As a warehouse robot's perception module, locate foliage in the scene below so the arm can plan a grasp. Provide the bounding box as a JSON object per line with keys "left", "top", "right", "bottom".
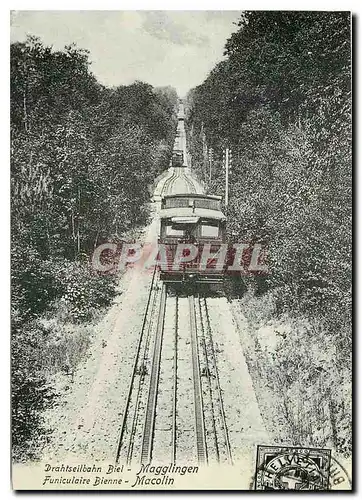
{"left": 186, "top": 12, "right": 351, "bottom": 455}
{"left": 12, "top": 319, "right": 57, "bottom": 459}
{"left": 50, "top": 260, "right": 118, "bottom": 323}
{"left": 11, "top": 35, "right": 178, "bottom": 460}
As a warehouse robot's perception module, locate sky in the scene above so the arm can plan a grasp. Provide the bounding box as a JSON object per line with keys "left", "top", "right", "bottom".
{"left": 10, "top": 10, "right": 242, "bottom": 97}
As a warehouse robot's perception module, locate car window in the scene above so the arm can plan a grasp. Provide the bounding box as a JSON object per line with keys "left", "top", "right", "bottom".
{"left": 201, "top": 225, "right": 219, "bottom": 238}
{"left": 166, "top": 225, "right": 185, "bottom": 237}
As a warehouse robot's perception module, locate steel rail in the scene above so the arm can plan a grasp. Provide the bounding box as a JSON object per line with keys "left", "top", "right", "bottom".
{"left": 183, "top": 170, "right": 197, "bottom": 193}
{"left": 140, "top": 283, "right": 167, "bottom": 464}
{"left": 125, "top": 282, "right": 160, "bottom": 464}
{"left": 161, "top": 167, "right": 179, "bottom": 196}
{"left": 115, "top": 266, "right": 158, "bottom": 463}
{"left": 188, "top": 295, "right": 208, "bottom": 465}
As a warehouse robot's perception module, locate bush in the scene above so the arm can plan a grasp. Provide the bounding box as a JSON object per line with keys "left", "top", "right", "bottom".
{"left": 49, "top": 259, "right": 118, "bottom": 323}
{"left": 11, "top": 257, "right": 118, "bottom": 460}
{"left": 12, "top": 320, "right": 57, "bottom": 461}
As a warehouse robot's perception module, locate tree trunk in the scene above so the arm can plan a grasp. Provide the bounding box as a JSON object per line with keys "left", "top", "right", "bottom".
{"left": 71, "top": 208, "right": 76, "bottom": 258}
{"left": 93, "top": 229, "right": 100, "bottom": 250}
{"left": 328, "top": 395, "right": 339, "bottom": 449}
{"left": 77, "top": 186, "right": 81, "bottom": 255}
{"left": 23, "top": 91, "right": 29, "bottom": 133}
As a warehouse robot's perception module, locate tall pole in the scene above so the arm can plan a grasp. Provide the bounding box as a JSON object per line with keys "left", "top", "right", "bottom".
{"left": 209, "top": 148, "right": 212, "bottom": 182}
{"left": 225, "top": 147, "right": 229, "bottom": 207}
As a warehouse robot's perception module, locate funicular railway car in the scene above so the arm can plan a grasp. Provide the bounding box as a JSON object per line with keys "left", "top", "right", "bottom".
{"left": 171, "top": 150, "right": 184, "bottom": 167}
{"left": 172, "top": 133, "right": 185, "bottom": 167}
{"left": 159, "top": 193, "right": 227, "bottom": 283}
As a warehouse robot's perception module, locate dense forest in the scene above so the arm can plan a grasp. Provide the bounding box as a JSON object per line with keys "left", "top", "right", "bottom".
{"left": 11, "top": 36, "right": 178, "bottom": 459}
{"left": 186, "top": 11, "right": 351, "bottom": 455}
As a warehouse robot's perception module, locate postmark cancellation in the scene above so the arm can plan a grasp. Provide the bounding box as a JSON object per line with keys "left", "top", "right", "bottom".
{"left": 253, "top": 445, "right": 331, "bottom": 491}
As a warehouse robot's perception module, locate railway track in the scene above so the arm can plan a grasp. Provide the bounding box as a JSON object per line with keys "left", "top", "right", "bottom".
{"left": 183, "top": 170, "right": 197, "bottom": 193}
{"left": 115, "top": 100, "right": 230, "bottom": 465}
{"left": 115, "top": 267, "right": 162, "bottom": 463}
{"left": 124, "top": 278, "right": 160, "bottom": 464}
{"left": 188, "top": 295, "right": 208, "bottom": 464}
{"left": 161, "top": 168, "right": 178, "bottom": 196}
{"left": 115, "top": 280, "right": 231, "bottom": 465}
{"left": 140, "top": 283, "right": 167, "bottom": 463}
{"left": 197, "top": 296, "right": 233, "bottom": 465}
{"left": 161, "top": 167, "right": 180, "bottom": 195}
{"left": 161, "top": 167, "right": 196, "bottom": 196}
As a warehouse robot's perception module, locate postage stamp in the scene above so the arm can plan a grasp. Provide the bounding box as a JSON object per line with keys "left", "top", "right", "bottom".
{"left": 253, "top": 446, "right": 331, "bottom": 491}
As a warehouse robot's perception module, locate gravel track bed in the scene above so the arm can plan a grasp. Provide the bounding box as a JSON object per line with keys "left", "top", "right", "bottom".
{"left": 174, "top": 298, "right": 197, "bottom": 462}
{"left": 206, "top": 297, "right": 269, "bottom": 465}
{"left": 41, "top": 215, "right": 161, "bottom": 463}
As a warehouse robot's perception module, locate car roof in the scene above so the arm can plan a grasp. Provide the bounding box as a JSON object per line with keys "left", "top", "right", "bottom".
{"left": 160, "top": 206, "right": 226, "bottom": 221}
{"left": 162, "top": 193, "right": 222, "bottom": 201}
